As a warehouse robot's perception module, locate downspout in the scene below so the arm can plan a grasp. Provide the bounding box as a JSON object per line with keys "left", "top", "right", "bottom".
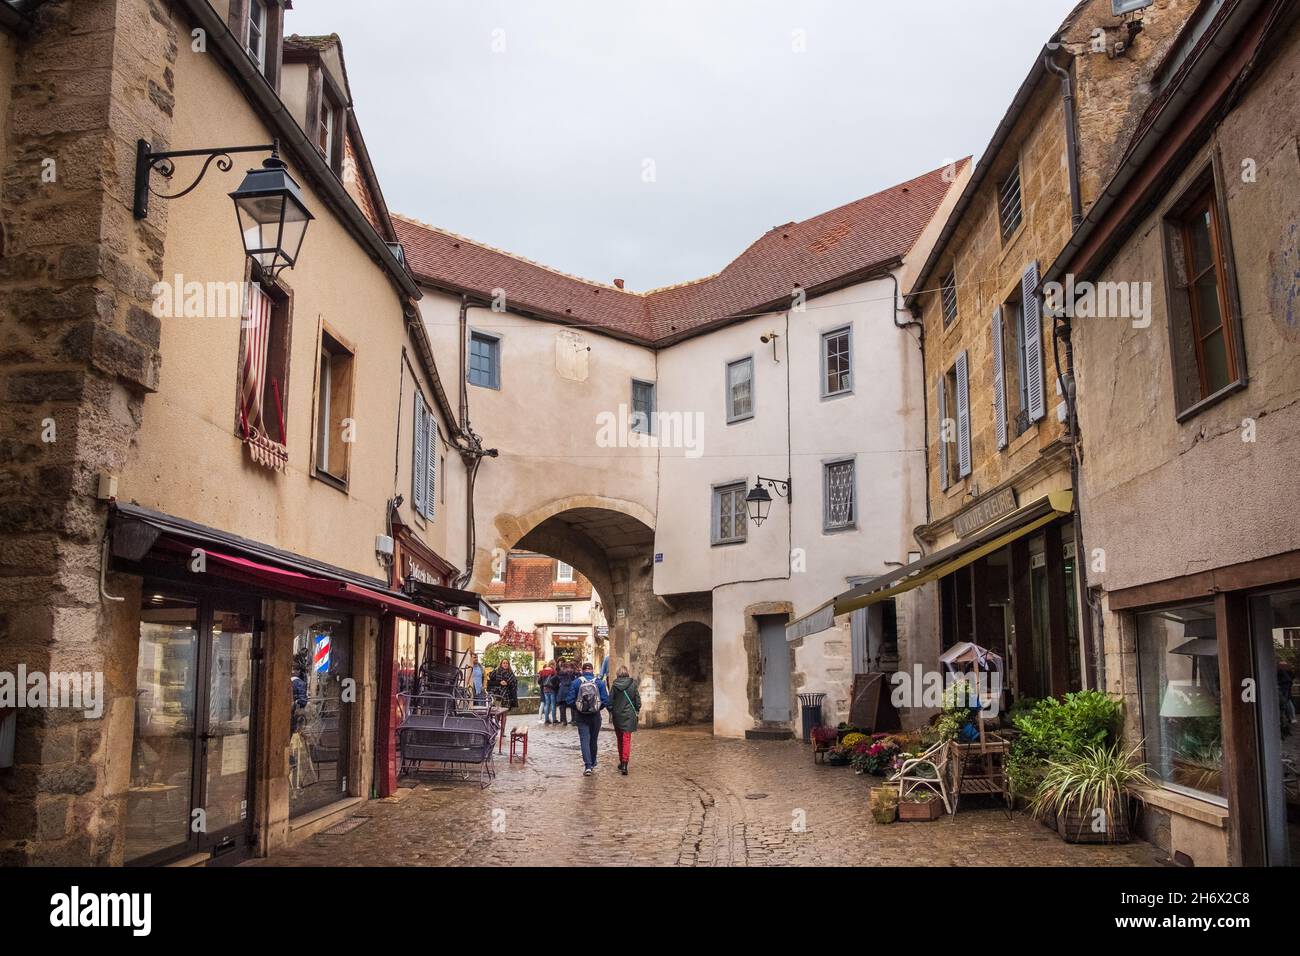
{"left": 453, "top": 298, "right": 498, "bottom": 590}
{"left": 889, "top": 271, "right": 931, "bottom": 551}
{"left": 1045, "top": 50, "right": 1084, "bottom": 231}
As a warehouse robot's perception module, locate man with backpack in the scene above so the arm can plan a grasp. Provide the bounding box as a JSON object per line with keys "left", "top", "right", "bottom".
{"left": 565, "top": 661, "right": 610, "bottom": 775}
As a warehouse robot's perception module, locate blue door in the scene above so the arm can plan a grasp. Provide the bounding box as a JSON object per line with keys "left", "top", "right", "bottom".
{"left": 759, "top": 615, "right": 791, "bottom": 722}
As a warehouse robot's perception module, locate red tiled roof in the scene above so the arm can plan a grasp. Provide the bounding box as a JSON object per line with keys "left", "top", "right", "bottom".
{"left": 485, "top": 554, "right": 592, "bottom": 602}
{"left": 394, "top": 160, "right": 966, "bottom": 346}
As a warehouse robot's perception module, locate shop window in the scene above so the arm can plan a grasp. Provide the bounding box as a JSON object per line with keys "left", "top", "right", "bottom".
{"left": 998, "top": 163, "right": 1023, "bottom": 241}
{"left": 1248, "top": 588, "right": 1300, "bottom": 866}
{"left": 821, "top": 326, "right": 852, "bottom": 397}
{"left": 711, "top": 481, "right": 747, "bottom": 546}
{"left": 1137, "top": 603, "right": 1225, "bottom": 802}
{"left": 631, "top": 379, "right": 656, "bottom": 434}
{"left": 238, "top": 279, "right": 292, "bottom": 462}
{"left": 315, "top": 329, "right": 354, "bottom": 485}
{"left": 468, "top": 331, "right": 500, "bottom": 389}
{"left": 822, "top": 458, "right": 856, "bottom": 532}
{"left": 1163, "top": 172, "right": 1245, "bottom": 416}
{"left": 290, "top": 608, "right": 353, "bottom": 818}
{"left": 726, "top": 356, "right": 754, "bottom": 423}
{"left": 940, "top": 267, "right": 959, "bottom": 327}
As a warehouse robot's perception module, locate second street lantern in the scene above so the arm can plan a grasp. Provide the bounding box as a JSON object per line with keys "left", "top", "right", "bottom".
{"left": 230, "top": 149, "right": 314, "bottom": 277}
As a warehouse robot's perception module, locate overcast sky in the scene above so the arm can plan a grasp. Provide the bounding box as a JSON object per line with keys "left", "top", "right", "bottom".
{"left": 286, "top": 1, "right": 1077, "bottom": 290}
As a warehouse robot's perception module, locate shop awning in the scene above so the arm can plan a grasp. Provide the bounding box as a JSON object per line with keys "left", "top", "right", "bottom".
{"left": 402, "top": 577, "right": 499, "bottom": 626}
{"left": 786, "top": 490, "right": 1073, "bottom": 642}
{"left": 110, "top": 503, "right": 497, "bottom": 636}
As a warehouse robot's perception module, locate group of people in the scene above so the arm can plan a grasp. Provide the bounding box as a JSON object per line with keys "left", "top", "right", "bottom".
{"left": 537, "top": 659, "right": 641, "bottom": 776}
{"left": 465, "top": 653, "right": 642, "bottom": 775}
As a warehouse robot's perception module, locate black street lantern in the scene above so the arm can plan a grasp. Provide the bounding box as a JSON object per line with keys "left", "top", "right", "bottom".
{"left": 745, "top": 475, "right": 791, "bottom": 527}
{"left": 229, "top": 149, "right": 314, "bottom": 277}
{"left": 134, "top": 138, "right": 313, "bottom": 277}
{"left": 745, "top": 482, "right": 773, "bottom": 526}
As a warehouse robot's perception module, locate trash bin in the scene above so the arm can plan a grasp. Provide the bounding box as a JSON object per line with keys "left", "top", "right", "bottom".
{"left": 798, "top": 692, "right": 826, "bottom": 743}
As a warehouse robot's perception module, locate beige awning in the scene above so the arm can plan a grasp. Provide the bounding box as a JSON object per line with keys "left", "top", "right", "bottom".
{"left": 786, "top": 490, "right": 1073, "bottom": 641}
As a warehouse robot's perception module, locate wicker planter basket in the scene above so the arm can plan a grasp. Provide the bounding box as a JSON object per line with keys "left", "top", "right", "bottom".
{"left": 1055, "top": 806, "right": 1132, "bottom": 844}
{"left": 869, "top": 786, "right": 898, "bottom": 824}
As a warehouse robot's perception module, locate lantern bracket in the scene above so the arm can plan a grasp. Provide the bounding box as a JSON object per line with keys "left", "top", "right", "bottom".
{"left": 134, "top": 138, "right": 278, "bottom": 220}
{"left": 754, "top": 475, "right": 792, "bottom": 502}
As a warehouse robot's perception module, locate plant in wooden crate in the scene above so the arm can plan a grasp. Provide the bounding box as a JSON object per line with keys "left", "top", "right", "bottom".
{"left": 1029, "top": 741, "right": 1151, "bottom": 844}
{"left": 898, "top": 790, "right": 944, "bottom": 821}
{"left": 1007, "top": 690, "right": 1123, "bottom": 802}
{"left": 868, "top": 785, "right": 898, "bottom": 824}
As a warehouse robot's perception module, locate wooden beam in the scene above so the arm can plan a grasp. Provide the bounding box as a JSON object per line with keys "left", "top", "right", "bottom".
{"left": 1108, "top": 549, "right": 1300, "bottom": 611}
{"left": 1215, "top": 592, "right": 1266, "bottom": 866}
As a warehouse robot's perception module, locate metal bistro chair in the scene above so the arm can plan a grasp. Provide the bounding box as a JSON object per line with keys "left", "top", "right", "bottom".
{"left": 397, "top": 692, "right": 498, "bottom": 788}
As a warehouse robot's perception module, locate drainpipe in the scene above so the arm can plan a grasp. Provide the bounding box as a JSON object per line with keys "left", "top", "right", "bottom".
{"left": 1045, "top": 50, "right": 1084, "bottom": 231}
{"left": 453, "top": 298, "right": 498, "bottom": 590}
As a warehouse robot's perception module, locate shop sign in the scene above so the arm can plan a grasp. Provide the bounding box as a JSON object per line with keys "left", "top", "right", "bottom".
{"left": 954, "top": 488, "right": 1018, "bottom": 539}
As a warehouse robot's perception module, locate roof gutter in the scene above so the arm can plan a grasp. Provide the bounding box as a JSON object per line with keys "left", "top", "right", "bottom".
{"left": 173, "top": 0, "right": 421, "bottom": 301}
{"left": 1044, "top": 0, "right": 1272, "bottom": 286}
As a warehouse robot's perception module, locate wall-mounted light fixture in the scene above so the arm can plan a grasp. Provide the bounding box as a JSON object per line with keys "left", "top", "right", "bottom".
{"left": 745, "top": 475, "right": 792, "bottom": 527}
{"left": 134, "top": 138, "right": 314, "bottom": 277}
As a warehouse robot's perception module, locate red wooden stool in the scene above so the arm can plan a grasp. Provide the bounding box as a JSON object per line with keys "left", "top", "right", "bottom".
{"left": 509, "top": 728, "right": 529, "bottom": 763}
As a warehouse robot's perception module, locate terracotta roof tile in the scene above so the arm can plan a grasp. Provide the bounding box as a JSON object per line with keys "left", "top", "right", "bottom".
{"left": 394, "top": 160, "right": 966, "bottom": 346}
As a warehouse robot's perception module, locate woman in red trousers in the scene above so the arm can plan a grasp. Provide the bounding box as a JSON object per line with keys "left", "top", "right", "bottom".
{"left": 608, "top": 665, "right": 642, "bottom": 775}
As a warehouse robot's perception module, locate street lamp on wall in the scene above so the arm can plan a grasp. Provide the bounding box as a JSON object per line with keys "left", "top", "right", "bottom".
{"left": 134, "top": 138, "right": 314, "bottom": 277}
{"left": 745, "top": 475, "right": 791, "bottom": 528}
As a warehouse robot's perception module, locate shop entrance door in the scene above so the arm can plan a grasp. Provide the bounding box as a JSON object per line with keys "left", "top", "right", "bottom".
{"left": 127, "top": 593, "right": 260, "bottom": 865}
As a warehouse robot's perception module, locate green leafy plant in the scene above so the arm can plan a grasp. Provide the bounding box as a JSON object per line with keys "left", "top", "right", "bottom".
{"left": 1007, "top": 690, "right": 1123, "bottom": 798}
{"left": 1029, "top": 742, "right": 1151, "bottom": 842}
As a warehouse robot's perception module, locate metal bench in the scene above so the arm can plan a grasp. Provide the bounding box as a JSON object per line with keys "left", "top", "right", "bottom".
{"left": 397, "top": 693, "right": 498, "bottom": 788}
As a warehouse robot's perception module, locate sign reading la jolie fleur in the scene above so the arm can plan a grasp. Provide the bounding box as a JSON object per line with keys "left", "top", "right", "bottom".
{"left": 954, "top": 488, "right": 1018, "bottom": 539}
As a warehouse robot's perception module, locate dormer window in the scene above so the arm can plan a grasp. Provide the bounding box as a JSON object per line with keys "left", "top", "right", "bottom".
{"left": 318, "top": 95, "right": 335, "bottom": 161}
{"left": 247, "top": 0, "right": 267, "bottom": 73}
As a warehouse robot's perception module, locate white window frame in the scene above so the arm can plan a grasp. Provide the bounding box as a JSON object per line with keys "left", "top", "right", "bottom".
{"left": 726, "top": 356, "right": 754, "bottom": 424}
{"left": 711, "top": 480, "right": 748, "bottom": 546}
{"left": 556, "top": 605, "right": 572, "bottom": 624}
{"left": 820, "top": 325, "right": 853, "bottom": 398}
{"left": 247, "top": 0, "right": 267, "bottom": 72}
{"left": 556, "top": 561, "right": 574, "bottom": 583}
{"left": 822, "top": 457, "right": 857, "bottom": 532}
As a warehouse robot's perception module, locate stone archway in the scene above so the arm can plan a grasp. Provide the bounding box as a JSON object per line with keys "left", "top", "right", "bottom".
{"left": 643, "top": 621, "right": 713, "bottom": 728}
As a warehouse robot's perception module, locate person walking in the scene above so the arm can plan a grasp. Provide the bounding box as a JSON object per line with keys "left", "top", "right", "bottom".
{"left": 469, "top": 654, "right": 485, "bottom": 704}
{"left": 488, "top": 657, "right": 518, "bottom": 709}
{"left": 538, "top": 659, "right": 557, "bottom": 725}
{"left": 566, "top": 661, "right": 609, "bottom": 775}
{"left": 555, "top": 661, "right": 576, "bottom": 726}
{"left": 609, "top": 665, "right": 641, "bottom": 775}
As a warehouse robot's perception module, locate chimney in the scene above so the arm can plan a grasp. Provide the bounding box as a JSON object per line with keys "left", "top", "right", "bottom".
{"left": 613, "top": 278, "right": 625, "bottom": 290}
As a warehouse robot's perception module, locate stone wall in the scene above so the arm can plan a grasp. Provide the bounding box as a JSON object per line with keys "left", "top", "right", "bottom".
{"left": 0, "top": 0, "right": 178, "bottom": 866}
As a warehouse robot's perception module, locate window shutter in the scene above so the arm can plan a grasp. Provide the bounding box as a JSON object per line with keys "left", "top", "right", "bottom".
{"left": 424, "top": 416, "right": 438, "bottom": 520}
{"left": 956, "top": 350, "right": 972, "bottom": 479}
{"left": 992, "top": 307, "right": 1008, "bottom": 450}
{"left": 1022, "top": 260, "right": 1046, "bottom": 422}
{"left": 937, "top": 375, "right": 950, "bottom": 491}
{"left": 412, "top": 392, "right": 427, "bottom": 516}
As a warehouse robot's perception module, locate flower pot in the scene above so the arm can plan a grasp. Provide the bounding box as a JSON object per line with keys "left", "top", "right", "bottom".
{"left": 1056, "top": 806, "right": 1132, "bottom": 844}
{"left": 869, "top": 786, "right": 898, "bottom": 824}
{"left": 898, "top": 797, "right": 944, "bottom": 821}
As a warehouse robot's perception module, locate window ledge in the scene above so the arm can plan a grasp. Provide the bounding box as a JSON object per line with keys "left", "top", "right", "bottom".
{"left": 1174, "top": 377, "right": 1248, "bottom": 424}
{"left": 822, "top": 524, "right": 858, "bottom": 536}
{"left": 712, "top": 539, "right": 747, "bottom": 548}
{"left": 943, "top": 476, "right": 968, "bottom": 500}
{"left": 820, "top": 389, "right": 854, "bottom": 402}
{"left": 726, "top": 414, "right": 755, "bottom": 426}
{"left": 1005, "top": 422, "right": 1040, "bottom": 456}
{"left": 313, "top": 468, "right": 349, "bottom": 494}
{"left": 1139, "top": 786, "right": 1229, "bottom": 828}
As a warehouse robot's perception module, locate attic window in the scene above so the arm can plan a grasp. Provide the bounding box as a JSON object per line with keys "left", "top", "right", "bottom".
{"left": 317, "top": 84, "right": 343, "bottom": 173}
{"left": 247, "top": 0, "right": 267, "bottom": 73}
{"left": 998, "top": 164, "right": 1024, "bottom": 241}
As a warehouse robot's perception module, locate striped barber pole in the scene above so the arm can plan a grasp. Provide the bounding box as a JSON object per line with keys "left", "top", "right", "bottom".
{"left": 313, "top": 633, "right": 331, "bottom": 674}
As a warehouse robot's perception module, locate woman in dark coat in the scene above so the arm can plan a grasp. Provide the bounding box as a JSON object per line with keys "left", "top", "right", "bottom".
{"left": 609, "top": 665, "right": 642, "bottom": 775}
{"left": 555, "top": 662, "right": 576, "bottom": 726}
{"left": 487, "top": 658, "right": 518, "bottom": 708}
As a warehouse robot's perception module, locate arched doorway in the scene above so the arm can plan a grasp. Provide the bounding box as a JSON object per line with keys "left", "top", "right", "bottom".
{"left": 647, "top": 622, "right": 713, "bottom": 727}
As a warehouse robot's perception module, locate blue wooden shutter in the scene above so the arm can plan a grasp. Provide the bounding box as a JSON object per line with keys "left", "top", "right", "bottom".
{"left": 1022, "top": 260, "right": 1046, "bottom": 422}
{"left": 937, "top": 375, "right": 950, "bottom": 491}
{"left": 992, "top": 307, "right": 1008, "bottom": 450}
{"left": 956, "top": 350, "right": 972, "bottom": 479}
{"left": 412, "top": 392, "right": 427, "bottom": 515}
{"left": 425, "top": 416, "right": 438, "bottom": 520}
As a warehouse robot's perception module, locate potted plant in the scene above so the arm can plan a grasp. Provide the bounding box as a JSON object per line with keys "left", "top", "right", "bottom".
{"left": 868, "top": 785, "right": 898, "bottom": 824}
{"left": 898, "top": 791, "right": 944, "bottom": 821}
{"left": 826, "top": 744, "right": 852, "bottom": 767}
{"left": 850, "top": 734, "right": 902, "bottom": 776}
{"left": 1029, "top": 741, "right": 1151, "bottom": 844}
{"left": 811, "top": 725, "right": 837, "bottom": 762}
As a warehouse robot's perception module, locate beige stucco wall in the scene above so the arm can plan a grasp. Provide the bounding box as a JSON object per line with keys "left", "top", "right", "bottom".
{"left": 118, "top": 33, "right": 459, "bottom": 581}
{"left": 1074, "top": 33, "right": 1300, "bottom": 596}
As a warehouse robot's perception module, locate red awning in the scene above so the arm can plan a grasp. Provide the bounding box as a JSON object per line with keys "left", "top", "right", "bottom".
{"left": 205, "top": 551, "right": 498, "bottom": 636}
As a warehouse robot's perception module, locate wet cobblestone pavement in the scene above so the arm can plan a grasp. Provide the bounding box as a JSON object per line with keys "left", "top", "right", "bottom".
{"left": 252, "top": 724, "right": 1166, "bottom": 867}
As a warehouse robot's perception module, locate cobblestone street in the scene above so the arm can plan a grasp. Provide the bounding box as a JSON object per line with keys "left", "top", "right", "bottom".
{"left": 254, "top": 723, "right": 1165, "bottom": 867}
